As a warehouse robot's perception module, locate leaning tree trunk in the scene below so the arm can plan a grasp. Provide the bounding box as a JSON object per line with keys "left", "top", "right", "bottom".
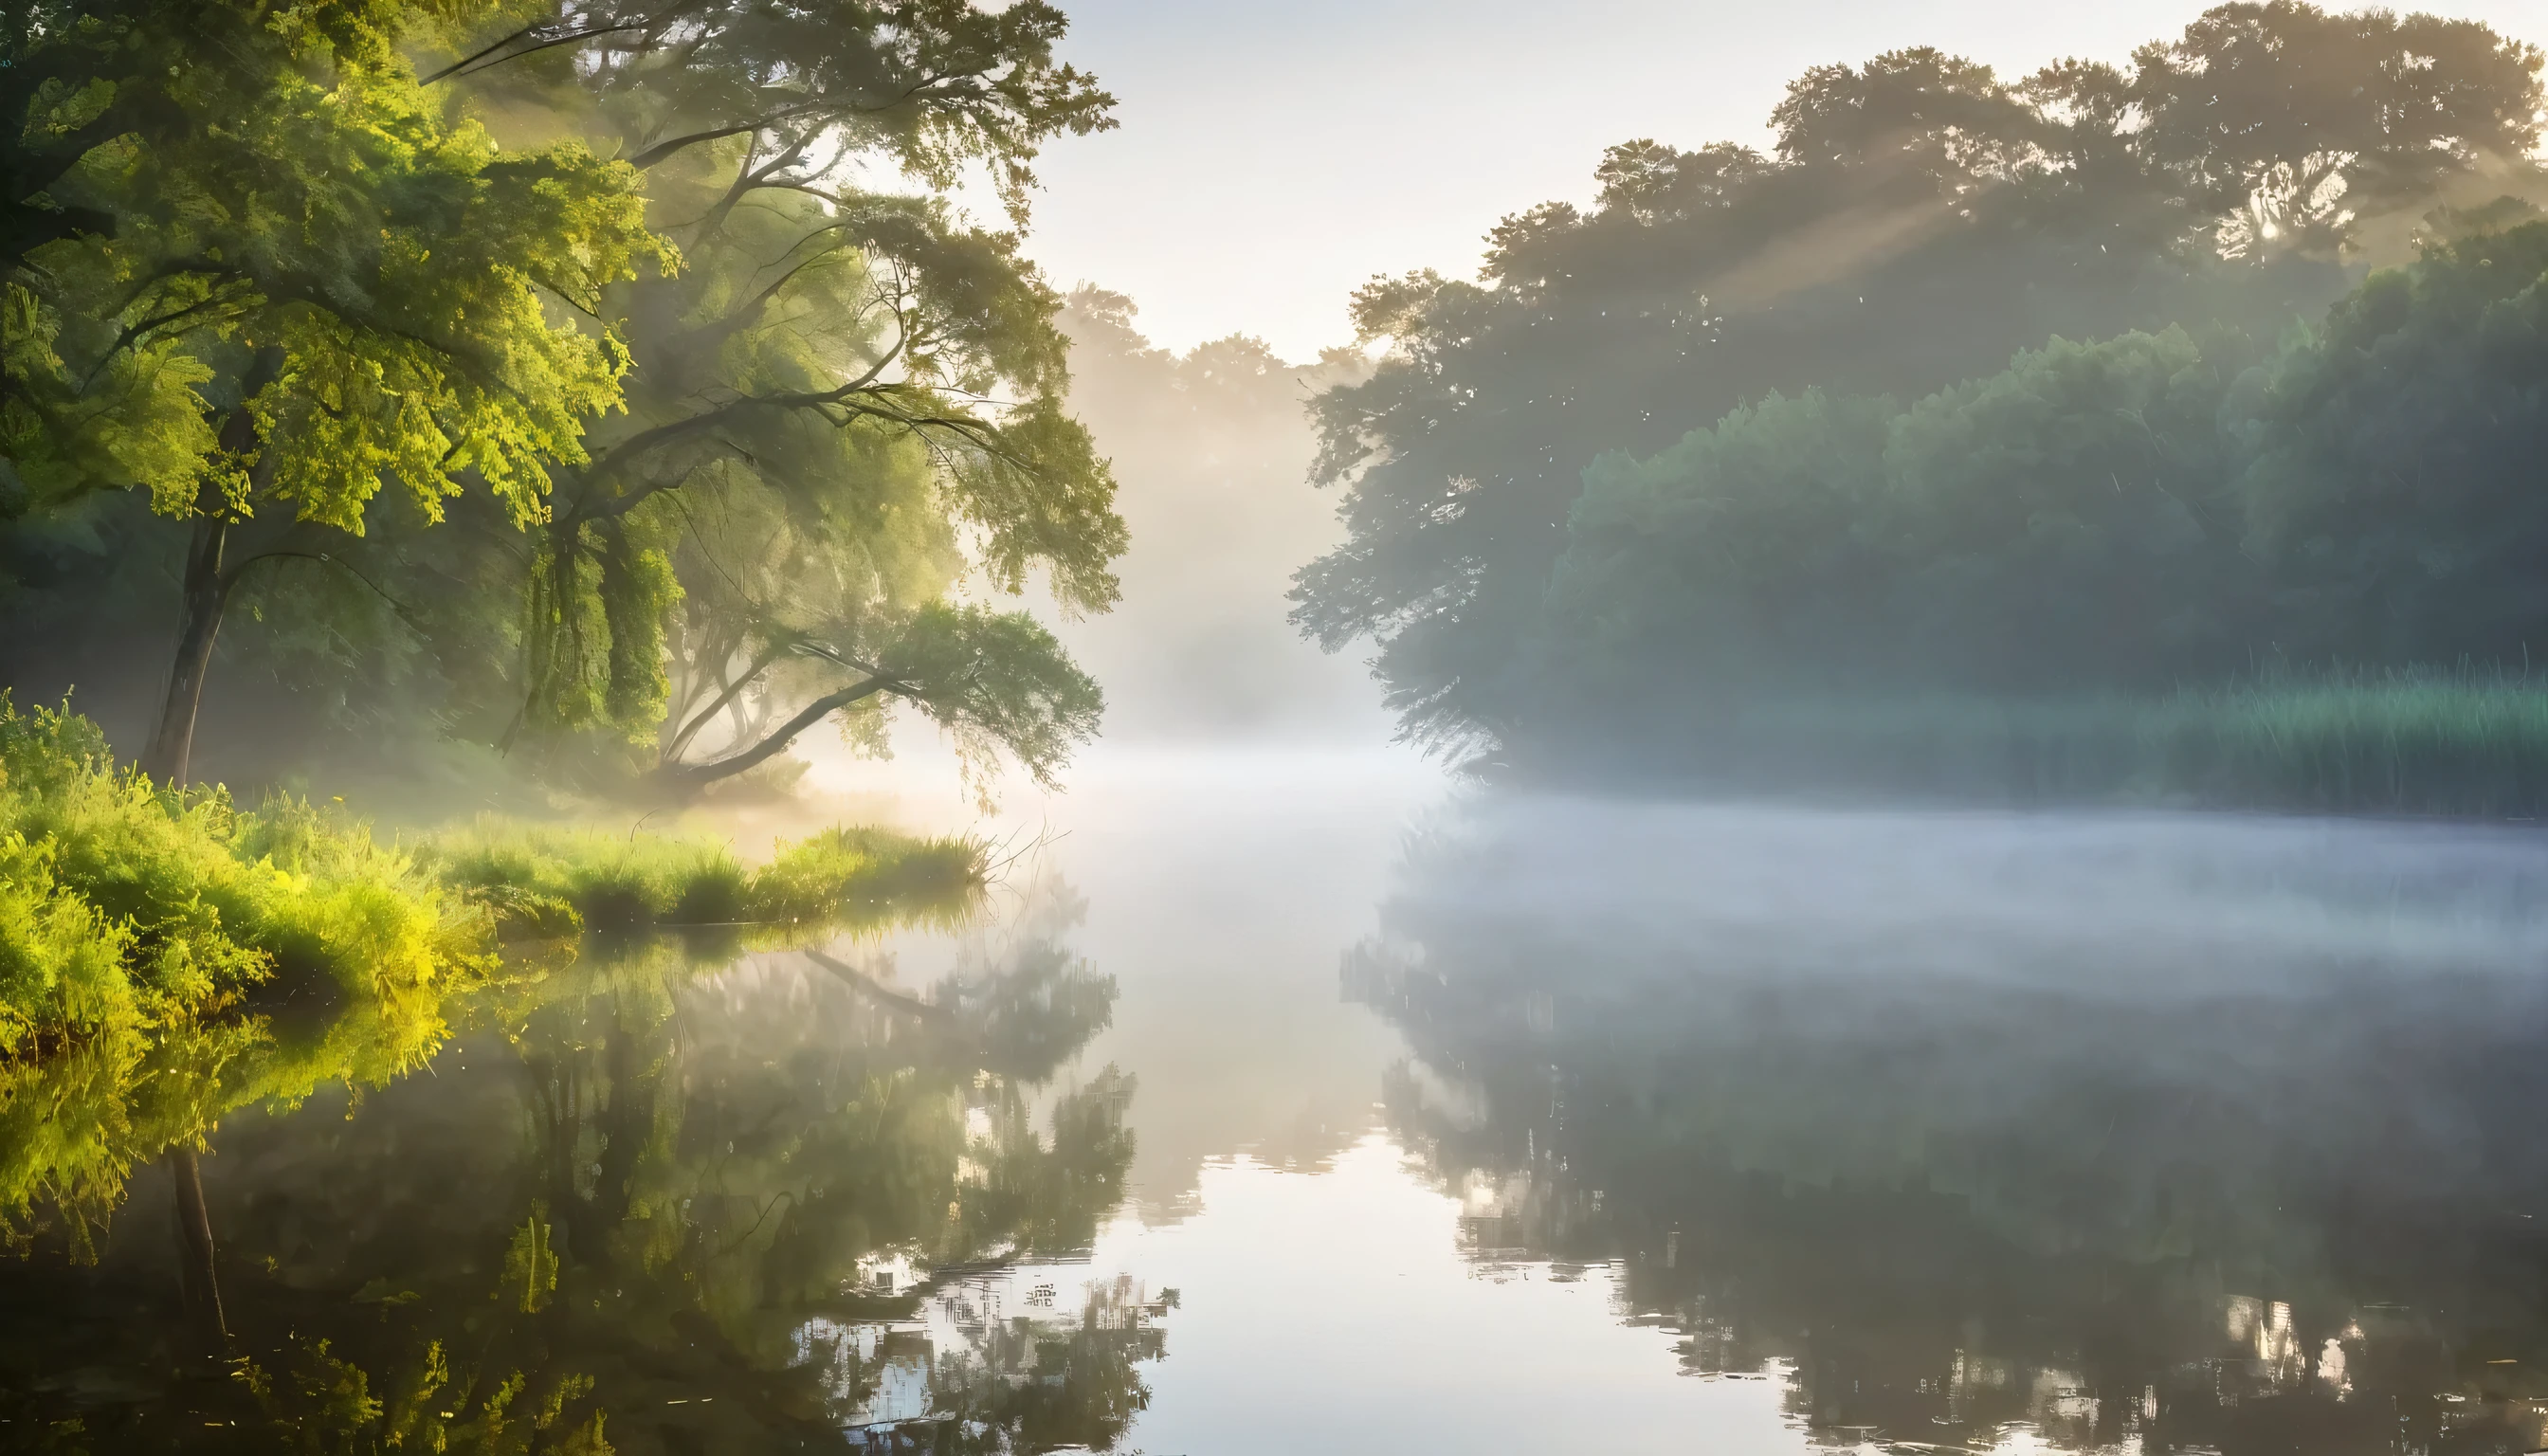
{"left": 652, "top": 677, "right": 892, "bottom": 792}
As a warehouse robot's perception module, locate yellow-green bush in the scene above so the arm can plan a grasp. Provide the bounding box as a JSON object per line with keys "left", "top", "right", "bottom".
{"left": 0, "top": 698, "right": 485, "bottom": 1054}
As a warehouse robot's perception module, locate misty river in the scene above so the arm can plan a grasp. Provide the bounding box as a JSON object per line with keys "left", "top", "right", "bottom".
{"left": 12, "top": 748, "right": 2548, "bottom": 1454}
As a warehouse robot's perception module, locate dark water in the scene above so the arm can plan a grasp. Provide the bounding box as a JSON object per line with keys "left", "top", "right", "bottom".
{"left": 11, "top": 754, "right": 2548, "bottom": 1454}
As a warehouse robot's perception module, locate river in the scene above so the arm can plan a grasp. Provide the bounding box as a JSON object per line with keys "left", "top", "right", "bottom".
{"left": 9, "top": 749, "right": 2548, "bottom": 1454}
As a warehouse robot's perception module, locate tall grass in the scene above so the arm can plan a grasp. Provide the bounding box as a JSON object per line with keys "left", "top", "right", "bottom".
{"left": 0, "top": 697, "right": 987, "bottom": 1061}
{"left": 2153, "top": 671, "right": 2548, "bottom": 817}
{"left": 0, "top": 699, "right": 989, "bottom": 1247}
{"left": 420, "top": 820, "right": 985, "bottom": 938}
{"left": 1584, "top": 669, "right": 2548, "bottom": 817}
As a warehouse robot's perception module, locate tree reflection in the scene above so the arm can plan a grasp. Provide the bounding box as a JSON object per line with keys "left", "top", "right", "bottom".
{"left": 1352, "top": 810, "right": 2548, "bottom": 1455}
{"left": 0, "top": 906, "right": 1157, "bottom": 1454}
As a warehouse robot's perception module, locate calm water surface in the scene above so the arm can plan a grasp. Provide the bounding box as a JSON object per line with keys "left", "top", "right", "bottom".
{"left": 11, "top": 753, "right": 2548, "bottom": 1454}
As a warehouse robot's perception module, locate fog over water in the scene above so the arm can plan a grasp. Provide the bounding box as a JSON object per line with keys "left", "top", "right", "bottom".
{"left": 702, "top": 275, "right": 2548, "bottom": 1443}
{"left": 11, "top": 2, "right": 2548, "bottom": 1450}
{"left": 786, "top": 760, "right": 2548, "bottom": 1452}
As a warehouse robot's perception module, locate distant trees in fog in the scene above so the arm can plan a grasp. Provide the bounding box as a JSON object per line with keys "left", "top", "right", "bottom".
{"left": 1290, "top": 3, "right": 2548, "bottom": 769}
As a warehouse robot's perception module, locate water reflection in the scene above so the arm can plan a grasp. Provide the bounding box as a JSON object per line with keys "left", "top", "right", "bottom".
{"left": 19, "top": 777, "right": 2548, "bottom": 1454}
{"left": 1355, "top": 797, "right": 2548, "bottom": 1454}
{"left": 0, "top": 915, "right": 1156, "bottom": 1453}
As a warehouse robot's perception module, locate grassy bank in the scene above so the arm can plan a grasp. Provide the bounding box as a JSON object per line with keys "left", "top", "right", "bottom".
{"left": 0, "top": 698, "right": 986, "bottom": 1057}
{"left": 425, "top": 821, "right": 982, "bottom": 940}
{"left": 1530, "top": 672, "right": 2548, "bottom": 818}
{"left": 0, "top": 698, "right": 991, "bottom": 1244}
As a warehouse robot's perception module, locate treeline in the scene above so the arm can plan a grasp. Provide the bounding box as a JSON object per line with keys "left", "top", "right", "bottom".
{"left": 1538, "top": 225, "right": 2548, "bottom": 719}
{"left": 2, "top": 1, "right": 1121, "bottom": 800}
{"left": 1294, "top": 3, "right": 2548, "bottom": 801}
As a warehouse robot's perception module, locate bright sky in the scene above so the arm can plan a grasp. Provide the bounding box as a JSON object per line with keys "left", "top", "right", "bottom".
{"left": 1011, "top": 0, "right": 2548, "bottom": 361}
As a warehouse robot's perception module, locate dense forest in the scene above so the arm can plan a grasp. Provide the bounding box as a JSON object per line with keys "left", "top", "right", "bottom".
{"left": 1294, "top": 3, "right": 2548, "bottom": 810}
{"left": 2, "top": 0, "right": 1124, "bottom": 803}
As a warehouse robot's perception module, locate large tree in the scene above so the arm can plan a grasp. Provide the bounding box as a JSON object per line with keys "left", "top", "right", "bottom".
{"left": 3, "top": 1, "right": 1130, "bottom": 799}
{"left": 2, "top": 0, "right": 664, "bottom": 784}
{"left": 429, "top": 1, "right": 1126, "bottom": 796}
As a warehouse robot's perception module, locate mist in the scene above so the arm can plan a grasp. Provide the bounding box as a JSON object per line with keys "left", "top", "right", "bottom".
{"left": 9, "top": 3, "right": 2548, "bottom": 1453}
{"left": 1043, "top": 288, "right": 1385, "bottom": 747}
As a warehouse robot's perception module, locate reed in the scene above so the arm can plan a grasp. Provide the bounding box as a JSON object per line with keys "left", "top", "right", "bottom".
{"left": 420, "top": 820, "right": 987, "bottom": 938}
{"left": 1590, "top": 668, "right": 2548, "bottom": 818}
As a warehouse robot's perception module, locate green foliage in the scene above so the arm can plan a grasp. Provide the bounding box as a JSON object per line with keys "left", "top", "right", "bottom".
{"left": 452, "top": 4, "right": 1125, "bottom": 786}
{"left": 1293, "top": 3, "right": 2546, "bottom": 752}
{"left": 750, "top": 825, "right": 988, "bottom": 929}
{"left": 2243, "top": 223, "right": 2548, "bottom": 664}
{"left": 874, "top": 603, "right": 1107, "bottom": 790}
{"left": 0, "top": 698, "right": 991, "bottom": 1254}
{"left": 2, "top": 0, "right": 1125, "bottom": 807}
{"left": 421, "top": 817, "right": 985, "bottom": 936}
{"left": 5, "top": 0, "right": 666, "bottom": 523}
{"left": 1488, "top": 219, "right": 2548, "bottom": 800}
{"left": 0, "top": 697, "right": 484, "bottom": 1054}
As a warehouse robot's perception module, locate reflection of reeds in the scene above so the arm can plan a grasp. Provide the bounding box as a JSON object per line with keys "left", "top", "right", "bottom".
{"left": 1617, "top": 668, "right": 2548, "bottom": 817}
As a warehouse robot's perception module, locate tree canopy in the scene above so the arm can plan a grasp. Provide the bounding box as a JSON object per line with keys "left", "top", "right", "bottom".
{"left": 1, "top": 0, "right": 1127, "bottom": 799}
{"left": 1291, "top": 2, "right": 2548, "bottom": 757}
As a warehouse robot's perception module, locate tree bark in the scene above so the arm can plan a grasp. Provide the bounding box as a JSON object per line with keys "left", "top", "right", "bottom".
{"left": 663, "top": 639, "right": 787, "bottom": 762}
{"left": 142, "top": 350, "right": 281, "bottom": 785}
{"left": 654, "top": 676, "right": 893, "bottom": 790}
{"left": 169, "top": 1147, "right": 228, "bottom": 1346}
{"left": 140, "top": 509, "right": 229, "bottom": 785}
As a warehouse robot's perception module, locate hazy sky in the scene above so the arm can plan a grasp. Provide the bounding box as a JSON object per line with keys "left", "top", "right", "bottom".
{"left": 1012, "top": 0, "right": 2548, "bottom": 361}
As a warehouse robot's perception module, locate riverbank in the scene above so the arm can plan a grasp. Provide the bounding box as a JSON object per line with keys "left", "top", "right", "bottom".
{"left": 1501, "top": 673, "right": 2548, "bottom": 820}
{"left": 0, "top": 698, "right": 990, "bottom": 1238}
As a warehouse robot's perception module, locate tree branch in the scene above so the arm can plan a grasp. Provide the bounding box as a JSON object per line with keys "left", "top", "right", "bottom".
{"left": 421, "top": 23, "right": 650, "bottom": 85}
{"left": 656, "top": 674, "right": 899, "bottom": 788}
{"left": 663, "top": 636, "right": 789, "bottom": 760}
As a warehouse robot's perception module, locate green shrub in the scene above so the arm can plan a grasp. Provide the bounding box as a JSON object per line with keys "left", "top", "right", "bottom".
{"left": 750, "top": 826, "right": 984, "bottom": 929}
{"left": 0, "top": 698, "right": 485, "bottom": 1054}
